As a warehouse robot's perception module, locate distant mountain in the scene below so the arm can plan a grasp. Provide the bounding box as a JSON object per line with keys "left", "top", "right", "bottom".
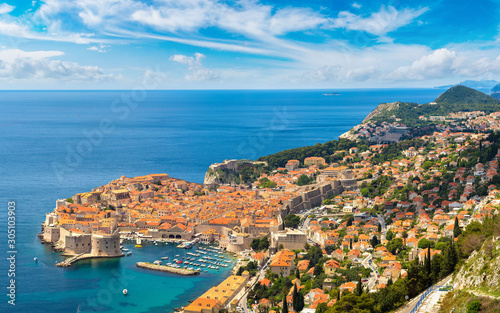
{"left": 491, "top": 83, "right": 500, "bottom": 93}
{"left": 491, "top": 93, "right": 500, "bottom": 100}
{"left": 435, "top": 79, "right": 500, "bottom": 90}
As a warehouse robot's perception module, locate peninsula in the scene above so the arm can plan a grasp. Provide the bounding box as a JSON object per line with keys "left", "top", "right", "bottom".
{"left": 40, "top": 86, "right": 500, "bottom": 313}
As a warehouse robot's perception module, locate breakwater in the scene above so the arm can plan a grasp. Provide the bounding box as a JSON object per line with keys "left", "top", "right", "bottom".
{"left": 136, "top": 262, "right": 201, "bottom": 276}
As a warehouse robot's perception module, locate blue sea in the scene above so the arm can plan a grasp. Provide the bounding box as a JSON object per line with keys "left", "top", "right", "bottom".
{"left": 0, "top": 89, "right": 443, "bottom": 312}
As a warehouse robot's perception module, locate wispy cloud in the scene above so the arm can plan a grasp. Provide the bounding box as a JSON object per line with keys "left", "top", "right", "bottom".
{"left": 0, "top": 48, "right": 114, "bottom": 81}
{"left": 0, "top": 3, "right": 14, "bottom": 14}
{"left": 330, "top": 5, "right": 429, "bottom": 37}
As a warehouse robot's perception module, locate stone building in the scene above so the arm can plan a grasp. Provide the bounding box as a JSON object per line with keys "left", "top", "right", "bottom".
{"left": 271, "top": 228, "right": 307, "bottom": 252}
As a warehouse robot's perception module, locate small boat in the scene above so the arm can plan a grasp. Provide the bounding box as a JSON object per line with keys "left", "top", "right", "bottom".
{"left": 135, "top": 244, "right": 142, "bottom": 248}
{"left": 34, "top": 257, "right": 38, "bottom": 262}
{"left": 123, "top": 289, "right": 128, "bottom": 295}
{"left": 122, "top": 248, "right": 129, "bottom": 252}
{"left": 176, "top": 260, "right": 183, "bottom": 264}
{"left": 161, "top": 256, "right": 169, "bottom": 260}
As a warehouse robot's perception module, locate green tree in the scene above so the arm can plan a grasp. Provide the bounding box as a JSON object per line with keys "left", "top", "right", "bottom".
{"left": 313, "top": 263, "right": 323, "bottom": 276}
{"left": 284, "top": 214, "right": 301, "bottom": 228}
{"left": 315, "top": 302, "right": 328, "bottom": 313}
{"left": 258, "top": 236, "right": 270, "bottom": 251}
{"left": 386, "top": 238, "right": 403, "bottom": 254}
{"left": 281, "top": 299, "right": 288, "bottom": 313}
{"left": 466, "top": 300, "right": 481, "bottom": 313}
{"left": 297, "top": 174, "right": 312, "bottom": 186}
{"left": 453, "top": 217, "right": 462, "bottom": 238}
{"left": 356, "top": 277, "right": 362, "bottom": 296}
{"left": 386, "top": 230, "right": 394, "bottom": 241}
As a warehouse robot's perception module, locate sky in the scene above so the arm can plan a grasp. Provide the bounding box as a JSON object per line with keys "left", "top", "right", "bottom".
{"left": 0, "top": 0, "right": 499, "bottom": 89}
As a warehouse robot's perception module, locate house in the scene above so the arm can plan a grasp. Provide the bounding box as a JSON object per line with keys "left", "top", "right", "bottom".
{"left": 347, "top": 249, "right": 361, "bottom": 261}
{"left": 324, "top": 259, "right": 340, "bottom": 276}
{"left": 297, "top": 260, "right": 310, "bottom": 272}
{"left": 269, "top": 249, "right": 295, "bottom": 276}
{"left": 305, "top": 288, "right": 326, "bottom": 306}
{"left": 339, "top": 282, "right": 356, "bottom": 293}
{"left": 331, "top": 249, "right": 344, "bottom": 261}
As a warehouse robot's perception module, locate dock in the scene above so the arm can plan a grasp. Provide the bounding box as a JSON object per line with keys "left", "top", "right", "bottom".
{"left": 56, "top": 253, "right": 88, "bottom": 267}
{"left": 136, "top": 262, "right": 200, "bottom": 276}
{"left": 56, "top": 253, "right": 124, "bottom": 267}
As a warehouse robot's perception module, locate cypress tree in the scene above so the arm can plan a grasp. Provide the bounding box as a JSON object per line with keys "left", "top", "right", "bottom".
{"left": 356, "top": 277, "right": 363, "bottom": 296}
{"left": 292, "top": 284, "right": 298, "bottom": 312}
{"left": 282, "top": 298, "right": 288, "bottom": 313}
{"left": 297, "top": 290, "right": 304, "bottom": 312}
{"left": 425, "top": 247, "right": 432, "bottom": 274}
{"left": 295, "top": 268, "right": 300, "bottom": 279}
{"left": 453, "top": 217, "right": 462, "bottom": 238}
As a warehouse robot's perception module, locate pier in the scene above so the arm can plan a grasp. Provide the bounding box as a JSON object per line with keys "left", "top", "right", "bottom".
{"left": 136, "top": 262, "right": 201, "bottom": 275}
{"left": 56, "top": 253, "right": 87, "bottom": 267}
{"left": 56, "top": 253, "right": 124, "bottom": 267}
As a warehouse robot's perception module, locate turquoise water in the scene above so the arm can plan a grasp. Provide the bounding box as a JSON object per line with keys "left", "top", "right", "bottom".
{"left": 18, "top": 242, "right": 235, "bottom": 313}
{"left": 0, "top": 89, "right": 444, "bottom": 312}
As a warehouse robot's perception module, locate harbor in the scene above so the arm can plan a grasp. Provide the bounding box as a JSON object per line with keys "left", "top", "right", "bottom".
{"left": 119, "top": 239, "right": 237, "bottom": 274}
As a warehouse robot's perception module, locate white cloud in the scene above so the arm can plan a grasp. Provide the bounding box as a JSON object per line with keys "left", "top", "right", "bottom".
{"left": 0, "top": 3, "right": 14, "bottom": 14}
{"left": 0, "top": 49, "right": 113, "bottom": 81}
{"left": 331, "top": 5, "right": 429, "bottom": 36}
{"left": 345, "top": 66, "right": 378, "bottom": 81}
{"left": 0, "top": 20, "right": 98, "bottom": 44}
{"left": 458, "top": 55, "right": 500, "bottom": 77}
{"left": 87, "top": 44, "right": 108, "bottom": 52}
{"left": 386, "top": 48, "right": 500, "bottom": 81}
{"left": 388, "top": 48, "right": 461, "bottom": 80}
{"left": 352, "top": 3, "right": 361, "bottom": 9}
{"left": 170, "top": 52, "right": 219, "bottom": 82}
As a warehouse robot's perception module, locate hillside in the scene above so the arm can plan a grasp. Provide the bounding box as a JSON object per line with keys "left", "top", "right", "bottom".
{"left": 435, "top": 85, "right": 500, "bottom": 109}
{"left": 454, "top": 236, "right": 500, "bottom": 297}
{"left": 365, "top": 86, "right": 500, "bottom": 127}
{"left": 492, "top": 83, "right": 500, "bottom": 93}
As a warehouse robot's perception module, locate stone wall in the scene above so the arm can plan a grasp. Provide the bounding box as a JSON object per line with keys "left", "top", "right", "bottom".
{"left": 43, "top": 226, "right": 61, "bottom": 243}
{"left": 282, "top": 181, "right": 344, "bottom": 214}
{"left": 91, "top": 234, "right": 121, "bottom": 257}
{"left": 65, "top": 233, "right": 92, "bottom": 255}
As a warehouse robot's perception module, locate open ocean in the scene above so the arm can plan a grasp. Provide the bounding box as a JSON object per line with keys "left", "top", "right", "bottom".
{"left": 0, "top": 89, "right": 443, "bottom": 312}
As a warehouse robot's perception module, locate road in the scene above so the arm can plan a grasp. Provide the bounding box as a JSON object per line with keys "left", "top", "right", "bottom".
{"left": 361, "top": 254, "right": 380, "bottom": 292}
{"left": 236, "top": 259, "right": 270, "bottom": 313}
{"left": 395, "top": 275, "right": 453, "bottom": 313}
{"left": 376, "top": 213, "right": 387, "bottom": 242}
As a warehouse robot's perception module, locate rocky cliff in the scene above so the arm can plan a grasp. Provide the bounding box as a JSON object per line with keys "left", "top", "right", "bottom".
{"left": 454, "top": 236, "right": 500, "bottom": 297}
{"left": 203, "top": 159, "right": 267, "bottom": 187}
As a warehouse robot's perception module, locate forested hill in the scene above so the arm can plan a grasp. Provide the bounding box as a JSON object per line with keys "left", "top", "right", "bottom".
{"left": 257, "top": 138, "right": 364, "bottom": 169}
{"left": 366, "top": 85, "right": 500, "bottom": 127}
{"left": 435, "top": 85, "right": 500, "bottom": 108}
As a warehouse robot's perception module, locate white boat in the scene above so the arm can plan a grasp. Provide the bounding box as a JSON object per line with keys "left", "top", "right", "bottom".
{"left": 126, "top": 251, "right": 132, "bottom": 256}
{"left": 123, "top": 289, "right": 128, "bottom": 295}
{"left": 34, "top": 257, "right": 38, "bottom": 262}
{"left": 161, "top": 256, "right": 169, "bottom": 260}
{"left": 122, "top": 248, "right": 129, "bottom": 252}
